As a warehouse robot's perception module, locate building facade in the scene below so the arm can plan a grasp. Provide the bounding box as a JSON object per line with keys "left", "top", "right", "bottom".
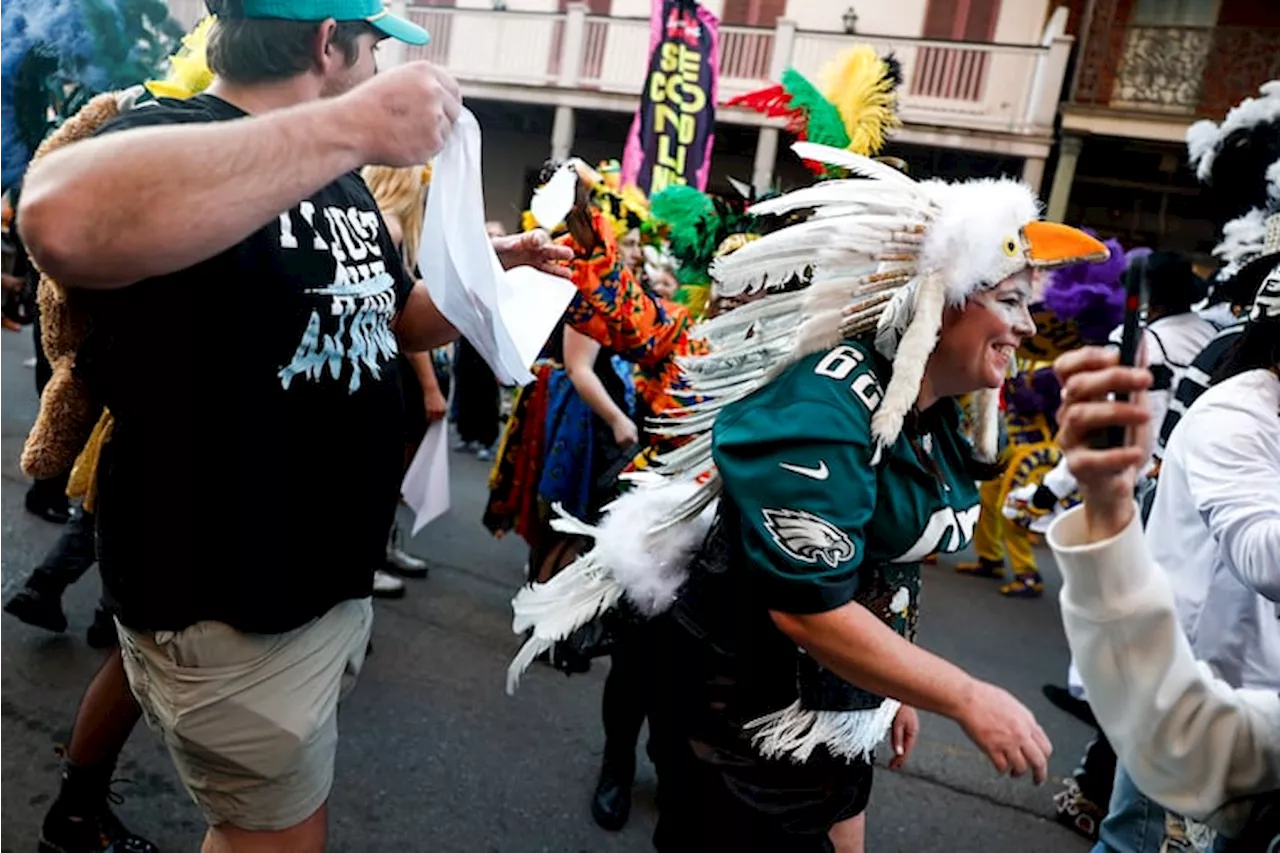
{"left": 166, "top": 0, "right": 1076, "bottom": 232}
{"left": 1049, "top": 0, "right": 1280, "bottom": 252}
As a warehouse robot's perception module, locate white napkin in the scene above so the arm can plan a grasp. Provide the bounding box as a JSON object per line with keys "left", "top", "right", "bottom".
{"left": 401, "top": 419, "right": 451, "bottom": 535}
{"left": 418, "top": 108, "right": 575, "bottom": 386}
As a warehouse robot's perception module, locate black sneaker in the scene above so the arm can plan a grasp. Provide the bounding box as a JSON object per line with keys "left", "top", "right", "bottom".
{"left": 590, "top": 760, "right": 634, "bottom": 832}
{"left": 38, "top": 798, "right": 159, "bottom": 853}
{"left": 85, "top": 608, "right": 118, "bottom": 650}
{"left": 25, "top": 486, "right": 72, "bottom": 525}
{"left": 4, "top": 583, "right": 68, "bottom": 633}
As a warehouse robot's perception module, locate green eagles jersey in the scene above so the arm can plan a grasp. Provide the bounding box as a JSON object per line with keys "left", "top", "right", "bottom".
{"left": 711, "top": 339, "right": 982, "bottom": 635}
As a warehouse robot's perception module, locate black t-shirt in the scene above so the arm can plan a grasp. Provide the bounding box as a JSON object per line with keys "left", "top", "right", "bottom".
{"left": 80, "top": 94, "right": 414, "bottom": 633}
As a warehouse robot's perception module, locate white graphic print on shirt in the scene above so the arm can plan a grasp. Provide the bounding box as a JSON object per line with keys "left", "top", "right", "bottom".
{"left": 276, "top": 202, "right": 400, "bottom": 393}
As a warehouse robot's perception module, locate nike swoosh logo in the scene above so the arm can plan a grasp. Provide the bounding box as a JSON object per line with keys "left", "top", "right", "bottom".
{"left": 779, "top": 460, "right": 830, "bottom": 481}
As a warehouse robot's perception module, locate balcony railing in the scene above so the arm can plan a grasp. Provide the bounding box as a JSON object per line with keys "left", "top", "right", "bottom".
{"left": 398, "top": 5, "right": 1069, "bottom": 136}
{"left": 1072, "top": 22, "right": 1280, "bottom": 117}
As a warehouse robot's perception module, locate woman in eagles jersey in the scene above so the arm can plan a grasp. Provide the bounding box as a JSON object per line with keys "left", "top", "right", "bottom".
{"left": 508, "top": 144, "right": 1112, "bottom": 851}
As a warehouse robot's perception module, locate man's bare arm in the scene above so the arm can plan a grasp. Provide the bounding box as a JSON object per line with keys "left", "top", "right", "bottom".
{"left": 19, "top": 62, "right": 460, "bottom": 290}
{"left": 394, "top": 283, "right": 459, "bottom": 353}
{"left": 20, "top": 101, "right": 364, "bottom": 290}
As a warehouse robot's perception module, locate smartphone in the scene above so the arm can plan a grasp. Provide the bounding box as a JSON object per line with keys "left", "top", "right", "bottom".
{"left": 1091, "top": 254, "right": 1146, "bottom": 449}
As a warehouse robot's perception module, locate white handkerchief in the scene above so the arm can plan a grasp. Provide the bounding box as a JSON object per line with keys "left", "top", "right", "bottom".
{"left": 529, "top": 161, "right": 578, "bottom": 230}
{"left": 401, "top": 419, "right": 451, "bottom": 535}
{"left": 419, "top": 108, "right": 573, "bottom": 386}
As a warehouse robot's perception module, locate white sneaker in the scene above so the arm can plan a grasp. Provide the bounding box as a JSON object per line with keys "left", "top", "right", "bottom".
{"left": 476, "top": 445, "right": 494, "bottom": 462}
{"left": 372, "top": 569, "right": 406, "bottom": 599}
{"left": 385, "top": 520, "right": 429, "bottom": 578}
{"left": 386, "top": 545, "right": 429, "bottom": 578}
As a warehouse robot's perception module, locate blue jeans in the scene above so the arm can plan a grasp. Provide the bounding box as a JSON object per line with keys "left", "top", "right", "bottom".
{"left": 1093, "top": 765, "right": 1166, "bottom": 853}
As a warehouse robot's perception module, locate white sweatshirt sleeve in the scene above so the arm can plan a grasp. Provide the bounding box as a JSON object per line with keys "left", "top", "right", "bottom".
{"left": 1181, "top": 409, "right": 1280, "bottom": 602}
{"left": 1049, "top": 505, "right": 1280, "bottom": 834}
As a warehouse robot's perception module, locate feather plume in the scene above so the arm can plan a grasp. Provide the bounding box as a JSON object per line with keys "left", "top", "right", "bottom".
{"left": 1042, "top": 236, "right": 1126, "bottom": 343}
{"left": 789, "top": 143, "right": 924, "bottom": 195}
{"left": 144, "top": 15, "right": 215, "bottom": 100}
{"left": 1186, "top": 119, "right": 1220, "bottom": 176}
{"left": 1214, "top": 208, "right": 1267, "bottom": 280}
{"left": 507, "top": 555, "right": 622, "bottom": 693}
{"left": 725, "top": 83, "right": 808, "bottom": 136}
{"left": 709, "top": 219, "right": 839, "bottom": 296}
{"left": 819, "top": 45, "right": 901, "bottom": 158}
{"left": 748, "top": 180, "right": 933, "bottom": 221}
{"left": 780, "top": 67, "right": 851, "bottom": 150}
{"left": 871, "top": 272, "right": 946, "bottom": 450}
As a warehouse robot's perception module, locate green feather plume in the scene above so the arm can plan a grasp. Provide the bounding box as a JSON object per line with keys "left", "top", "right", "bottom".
{"left": 651, "top": 185, "right": 720, "bottom": 270}
{"left": 781, "top": 68, "right": 850, "bottom": 150}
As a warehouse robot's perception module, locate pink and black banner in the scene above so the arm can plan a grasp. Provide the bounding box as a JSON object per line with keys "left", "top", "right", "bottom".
{"left": 620, "top": 0, "right": 719, "bottom": 194}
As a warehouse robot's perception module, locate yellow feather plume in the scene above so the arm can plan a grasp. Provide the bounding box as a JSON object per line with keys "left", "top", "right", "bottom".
{"left": 145, "top": 15, "right": 217, "bottom": 100}
{"left": 819, "top": 45, "right": 901, "bottom": 158}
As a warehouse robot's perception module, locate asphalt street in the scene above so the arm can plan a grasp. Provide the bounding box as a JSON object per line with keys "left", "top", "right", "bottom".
{"left": 2, "top": 327, "right": 1093, "bottom": 852}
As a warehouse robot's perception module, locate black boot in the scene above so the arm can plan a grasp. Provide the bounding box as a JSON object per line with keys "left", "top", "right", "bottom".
{"left": 25, "top": 480, "right": 72, "bottom": 524}
{"left": 85, "top": 608, "right": 118, "bottom": 650}
{"left": 590, "top": 756, "right": 634, "bottom": 832}
{"left": 39, "top": 760, "right": 158, "bottom": 853}
{"left": 5, "top": 576, "right": 68, "bottom": 633}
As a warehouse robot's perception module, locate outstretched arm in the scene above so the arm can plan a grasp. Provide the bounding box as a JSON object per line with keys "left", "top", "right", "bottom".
{"left": 20, "top": 63, "right": 460, "bottom": 290}
{"left": 775, "top": 607, "right": 1051, "bottom": 783}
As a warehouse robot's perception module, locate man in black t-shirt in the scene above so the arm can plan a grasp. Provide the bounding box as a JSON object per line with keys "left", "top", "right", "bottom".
{"left": 18, "top": 1, "right": 570, "bottom": 849}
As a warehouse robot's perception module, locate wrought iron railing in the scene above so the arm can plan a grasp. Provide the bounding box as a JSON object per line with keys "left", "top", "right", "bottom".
{"left": 1072, "top": 22, "right": 1280, "bottom": 116}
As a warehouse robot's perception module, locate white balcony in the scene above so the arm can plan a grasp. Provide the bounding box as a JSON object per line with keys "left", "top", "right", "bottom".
{"left": 401, "top": 4, "right": 1072, "bottom": 138}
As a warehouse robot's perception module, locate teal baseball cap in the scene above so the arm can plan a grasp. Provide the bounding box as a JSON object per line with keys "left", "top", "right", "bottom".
{"left": 239, "top": 0, "right": 431, "bottom": 46}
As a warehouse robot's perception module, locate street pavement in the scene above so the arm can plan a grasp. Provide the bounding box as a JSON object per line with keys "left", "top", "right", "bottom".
{"left": 2, "top": 327, "right": 1092, "bottom": 852}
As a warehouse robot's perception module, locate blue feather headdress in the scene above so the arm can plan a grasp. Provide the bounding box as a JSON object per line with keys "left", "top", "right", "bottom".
{"left": 2, "top": 0, "right": 182, "bottom": 191}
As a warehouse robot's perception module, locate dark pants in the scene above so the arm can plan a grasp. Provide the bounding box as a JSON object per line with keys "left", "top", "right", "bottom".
{"left": 601, "top": 621, "right": 670, "bottom": 776}
{"left": 453, "top": 339, "right": 499, "bottom": 447}
{"left": 1076, "top": 730, "right": 1117, "bottom": 808}
{"left": 29, "top": 510, "right": 98, "bottom": 596}
{"left": 650, "top": 615, "right": 872, "bottom": 853}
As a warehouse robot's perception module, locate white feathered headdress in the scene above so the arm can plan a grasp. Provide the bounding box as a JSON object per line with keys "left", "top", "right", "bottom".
{"left": 506, "top": 143, "right": 1107, "bottom": 693}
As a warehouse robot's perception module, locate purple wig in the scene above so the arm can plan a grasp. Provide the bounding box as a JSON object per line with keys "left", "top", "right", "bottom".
{"left": 1042, "top": 233, "right": 1127, "bottom": 344}
{"left": 1006, "top": 366, "right": 1062, "bottom": 418}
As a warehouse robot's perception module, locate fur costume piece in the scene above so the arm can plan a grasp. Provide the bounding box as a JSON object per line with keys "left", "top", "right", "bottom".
{"left": 22, "top": 17, "right": 215, "bottom": 483}
{"left": 20, "top": 90, "right": 126, "bottom": 480}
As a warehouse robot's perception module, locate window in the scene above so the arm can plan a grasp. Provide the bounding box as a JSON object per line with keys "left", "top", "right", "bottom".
{"left": 922, "top": 0, "right": 1001, "bottom": 42}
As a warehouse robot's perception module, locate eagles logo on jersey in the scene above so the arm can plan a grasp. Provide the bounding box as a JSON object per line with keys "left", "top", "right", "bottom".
{"left": 762, "top": 508, "right": 856, "bottom": 568}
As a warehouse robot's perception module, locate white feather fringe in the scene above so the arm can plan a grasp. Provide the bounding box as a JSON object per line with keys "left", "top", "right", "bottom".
{"left": 871, "top": 272, "right": 947, "bottom": 451}
{"left": 789, "top": 143, "right": 926, "bottom": 198}
{"left": 744, "top": 698, "right": 901, "bottom": 764}
{"left": 506, "top": 483, "right": 718, "bottom": 693}
{"left": 508, "top": 555, "right": 623, "bottom": 694}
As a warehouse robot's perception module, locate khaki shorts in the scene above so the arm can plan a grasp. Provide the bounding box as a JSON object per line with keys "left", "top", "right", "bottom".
{"left": 117, "top": 597, "right": 373, "bottom": 831}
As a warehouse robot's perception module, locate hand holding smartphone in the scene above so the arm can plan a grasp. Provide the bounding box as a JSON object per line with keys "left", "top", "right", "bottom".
{"left": 1089, "top": 254, "right": 1147, "bottom": 449}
